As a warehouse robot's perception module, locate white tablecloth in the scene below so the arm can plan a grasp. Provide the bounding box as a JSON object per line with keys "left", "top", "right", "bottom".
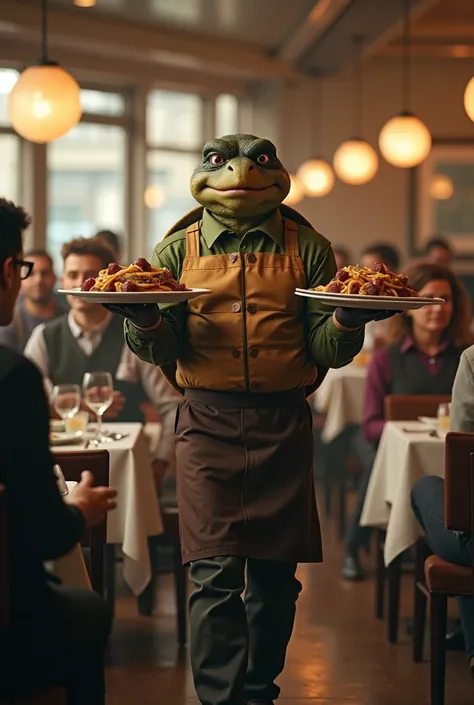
{"left": 50, "top": 482, "right": 91, "bottom": 589}
{"left": 53, "top": 422, "right": 163, "bottom": 595}
{"left": 311, "top": 364, "right": 367, "bottom": 442}
{"left": 360, "top": 421, "right": 444, "bottom": 566}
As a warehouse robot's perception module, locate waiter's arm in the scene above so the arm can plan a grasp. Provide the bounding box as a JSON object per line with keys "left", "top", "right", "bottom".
{"left": 305, "top": 244, "right": 364, "bottom": 368}
{"left": 125, "top": 239, "right": 187, "bottom": 366}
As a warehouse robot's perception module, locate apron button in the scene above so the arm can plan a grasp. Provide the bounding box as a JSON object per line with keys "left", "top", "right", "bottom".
{"left": 232, "top": 302, "right": 241, "bottom": 313}
{"left": 249, "top": 348, "right": 259, "bottom": 358}
{"left": 246, "top": 303, "right": 257, "bottom": 314}
{"left": 247, "top": 253, "right": 257, "bottom": 264}
{"left": 229, "top": 253, "right": 238, "bottom": 263}
{"left": 232, "top": 349, "right": 241, "bottom": 359}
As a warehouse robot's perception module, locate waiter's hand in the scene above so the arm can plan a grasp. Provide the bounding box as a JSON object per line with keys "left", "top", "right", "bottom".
{"left": 333, "top": 307, "right": 397, "bottom": 330}
{"left": 103, "top": 303, "right": 161, "bottom": 330}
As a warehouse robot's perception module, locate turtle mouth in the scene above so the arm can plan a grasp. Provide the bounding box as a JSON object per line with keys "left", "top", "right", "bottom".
{"left": 206, "top": 185, "right": 276, "bottom": 193}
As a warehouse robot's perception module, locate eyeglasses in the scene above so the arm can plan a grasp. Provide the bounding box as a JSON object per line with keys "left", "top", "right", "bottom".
{"left": 14, "top": 258, "right": 34, "bottom": 280}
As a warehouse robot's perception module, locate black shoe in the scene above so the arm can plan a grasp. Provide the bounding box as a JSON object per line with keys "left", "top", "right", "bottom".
{"left": 246, "top": 701, "right": 274, "bottom": 705}
{"left": 341, "top": 553, "right": 366, "bottom": 580}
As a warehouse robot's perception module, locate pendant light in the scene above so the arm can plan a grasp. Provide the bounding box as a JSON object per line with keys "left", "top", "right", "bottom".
{"left": 378, "top": 0, "right": 431, "bottom": 168}
{"left": 296, "top": 78, "right": 335, "bottom": 197}
{"left": 9, "top": 0, "right": 82, "bottom": 143}
{"left": 333, "top": 35, "right": 378, "bottom": 185}
{"left": 283, "top": 174, "right": 305, "bottom": 206}
{"left": 74, "top": 0, "right": 96, "bottom": 6}
{"left": 463, "top": 76, "right": 474, "bottom": 123}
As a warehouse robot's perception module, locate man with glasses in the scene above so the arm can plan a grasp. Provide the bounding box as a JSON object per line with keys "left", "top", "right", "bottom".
{"left": 0, "top": 197, "right": 116, "bottom": 704}
{"left": 0, "top": 248, "right": 66, "bottom": 352}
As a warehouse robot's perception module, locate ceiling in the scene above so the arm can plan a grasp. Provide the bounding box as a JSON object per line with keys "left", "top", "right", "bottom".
{"left": 49, "top": 0, "right": 318, "bottom": 51}
{"left": 0, "top": 0, "right": 470, "bottom": 89}
{"left": 385, "top": 0, "right": 474, "bottom": 59}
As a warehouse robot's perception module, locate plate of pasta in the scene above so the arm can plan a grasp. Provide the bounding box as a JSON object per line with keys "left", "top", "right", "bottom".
{"left": 295, "top": 263, "right": 445, "bottom": 310}
{"left": 58, "top": 258, "right": 210, "bottom": 303}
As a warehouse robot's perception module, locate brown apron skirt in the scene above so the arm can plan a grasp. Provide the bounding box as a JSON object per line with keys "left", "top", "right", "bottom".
{"left": 175, "top": 388, "right": 323, "bottom": 565}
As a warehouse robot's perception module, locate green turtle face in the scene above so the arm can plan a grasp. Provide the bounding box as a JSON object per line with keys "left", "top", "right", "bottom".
{"left": 191, "top": 134, "right": 290, "bottom": 219}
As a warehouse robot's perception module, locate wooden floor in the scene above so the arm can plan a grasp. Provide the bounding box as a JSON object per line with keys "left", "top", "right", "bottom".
{"left": 106, "top": 502, "right": 473, "bottom": 704}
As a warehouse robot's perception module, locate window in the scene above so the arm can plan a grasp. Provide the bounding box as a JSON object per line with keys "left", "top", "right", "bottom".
{"left": 80, "top": 89, "right": 125, "bottom": 117}
{"left": 215, "top": 93, "right": 239, "bottom": 136}
{"left": 146, "top": 151, "right": 198, "bottom": 257}
{"left": 47, "top": 122, "right": 125, "bottom": 269}
{"left": 0, "top": 69, "right": 18, "bottom": 126}
{"left": 147, "top": 90, "right": 202, "bottom": 150}
{"left": 0, "top": 134, "right": 20, "bottom": 201}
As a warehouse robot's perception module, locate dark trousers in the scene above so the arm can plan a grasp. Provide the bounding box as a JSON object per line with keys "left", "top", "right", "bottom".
{"left": 411, "top": 475, "right": 474, "bottom": 659}
{"left": 1, "top": 585, "right": 111, "bottom": 704}
{"left": 343, "top": 428, "right": 378, "bottom": 554}
{"left": 189, "top": 555, "right": 301, "bottom": 705}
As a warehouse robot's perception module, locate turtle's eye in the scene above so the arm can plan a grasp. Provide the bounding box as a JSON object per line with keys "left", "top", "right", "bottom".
{"left": 256, "top": 153, "right": 271, "bottom": 164}
{"left": 208, "top": 153, "right": 225, "bottom": 166}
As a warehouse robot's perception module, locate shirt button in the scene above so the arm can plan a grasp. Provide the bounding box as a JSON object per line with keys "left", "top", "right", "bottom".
{"left": 247, "top": 253, "right": 257, "bottom": 264}
{"left": 229, "top": 253, "right": 238, "bottom": 263}
{"left": 247, "top": 303, "right": 257, "bottom": 314}
{"left": 232, "top": 302, "right": 241, "bottom": 313}
{"left": 232, "top": 349, "right": 241, "bottom": 359}
{"left": 249, "top": 348, "right": 259, "bottom": 358}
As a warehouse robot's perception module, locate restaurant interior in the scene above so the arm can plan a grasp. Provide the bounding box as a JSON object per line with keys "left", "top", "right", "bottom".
{"left": 3, "top": 0, "right": 474, "bottom": 704}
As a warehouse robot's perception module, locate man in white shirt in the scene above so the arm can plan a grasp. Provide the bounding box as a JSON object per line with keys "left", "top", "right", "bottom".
{"left": 25, "top": 236, "right": 180, "bottom": 491}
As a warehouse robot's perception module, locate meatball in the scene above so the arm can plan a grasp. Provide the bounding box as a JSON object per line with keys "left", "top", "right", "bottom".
{"left": 122, "top": 280, "right": 139, "bottom": 292}
{"left": 135, "top": 257, "right": 151, "bottom": 272}
{"left": 107, "top": 262, "right": 121, "bottom": 275}
{"left": 335, "top": 269, "right": 350, "bottom": 282}
{"left": 327, "top": 280, "right": 343, "bottom": 293}
{"left": 371, "top": 262, "right": 387, "bottom": 274}
{"left": 81, "top": 277, "right": 95, "bottom": 291}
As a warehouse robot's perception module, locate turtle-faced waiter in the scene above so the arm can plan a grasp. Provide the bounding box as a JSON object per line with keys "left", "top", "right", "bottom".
{"left": 108, "top": 135, "right": 386, "bottom": 705}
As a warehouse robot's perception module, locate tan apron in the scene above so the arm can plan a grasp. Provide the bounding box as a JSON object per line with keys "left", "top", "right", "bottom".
{"left": 174, "top": 219, "right": 323, "bottom": 564}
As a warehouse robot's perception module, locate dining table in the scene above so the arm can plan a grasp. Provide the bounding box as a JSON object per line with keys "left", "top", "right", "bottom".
{"left": 52, "top": 422, "right": 163, "bottom": 596}
{"left": 360, "top": 420, "right": 444, "bottom": 567}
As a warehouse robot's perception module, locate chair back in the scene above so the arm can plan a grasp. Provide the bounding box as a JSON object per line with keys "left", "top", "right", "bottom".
{"left": 445, "top": 432, "right": 474, "bottom": 533}
{"left": 52, "top": 450, "right": 109, "bottom": 596}
{"left": 385, "top": 394, "right": 451, "bottom": 422}
{"left": 0, "top": 484, "right": 8, "bottom": 628}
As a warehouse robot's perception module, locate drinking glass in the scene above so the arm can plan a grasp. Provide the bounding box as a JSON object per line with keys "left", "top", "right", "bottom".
{"left": 437, "top": 402, "right": 451, "bottom": 438}
{"left": 51, "top": 384, "right": 81, "bottom": 421}
{"left": 82, "top": 372, "right": 114, "bottom": 442}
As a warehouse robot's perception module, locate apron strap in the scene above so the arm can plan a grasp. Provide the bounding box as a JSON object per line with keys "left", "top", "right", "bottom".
{"left": 185, "top": 223, "right": 200, "bottom": 258}
{"left": 283, "top": 219, "right": 299, "bottom": 256}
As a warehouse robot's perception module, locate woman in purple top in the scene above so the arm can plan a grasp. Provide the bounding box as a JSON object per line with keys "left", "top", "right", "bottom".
{"left": 343, "top": 262, "right": 472, "bottom": 580}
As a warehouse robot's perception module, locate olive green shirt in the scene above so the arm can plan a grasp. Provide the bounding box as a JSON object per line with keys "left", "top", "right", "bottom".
{"left": 125, "top": 208, "right": 364, "bottom": 370}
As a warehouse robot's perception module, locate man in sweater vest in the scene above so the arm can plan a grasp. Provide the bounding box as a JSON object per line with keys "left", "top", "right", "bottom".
{"left": 24, "top": 236, "right": 179, "bottom": 493}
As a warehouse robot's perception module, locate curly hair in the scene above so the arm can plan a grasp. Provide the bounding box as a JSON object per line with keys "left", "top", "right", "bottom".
{"left": 384, "top": 262, "right": 472, "bottom": 349}
{"left": 61, "top": 236, "right": 115, "bottom": 271}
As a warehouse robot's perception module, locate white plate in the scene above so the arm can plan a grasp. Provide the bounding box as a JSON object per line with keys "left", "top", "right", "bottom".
{"left": 50, "top": 419, "right": 65, "bottom": 433}
{"left": 49, "top": 432, "right": 83, "bottom": 446}
{"left": 295, "top": 289, "right": 445, "bottom": 311}
{"left": 418, "top": 416, "right": 438, "bottom": 428}
{"left": 57, "top": 288, "right": 211, "bottom": 304}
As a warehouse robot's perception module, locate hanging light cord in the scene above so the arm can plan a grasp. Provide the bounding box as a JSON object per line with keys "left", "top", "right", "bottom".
{"left": 352, "top": 35, "right": 364, "bottom": 137}
{"left": 312, "top": 77, "right": 323, "bottom": 156}
{"left": 41, "top": 0, "right": 48, "bottom": 64}
{"left": 402, "top": 0, "right": 411, "bottom": 111}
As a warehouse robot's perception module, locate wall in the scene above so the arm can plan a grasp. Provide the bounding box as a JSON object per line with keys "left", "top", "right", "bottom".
{"left": 274, "top": 56, "right": 474, "bottom": 265}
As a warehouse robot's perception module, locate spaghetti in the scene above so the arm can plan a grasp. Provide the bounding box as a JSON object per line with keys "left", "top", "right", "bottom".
{"left": 81, "top": 257, "right": 187, "bottom": 293}
{"left": 313, "top": 263, "right": 418, "bottom": 297}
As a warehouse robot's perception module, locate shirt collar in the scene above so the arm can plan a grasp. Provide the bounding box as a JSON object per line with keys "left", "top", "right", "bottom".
{"left": 201, "top": 208, "right": 284, "bottom": 249}
{"left": 67, "top": 310, "right": 113, "bottom": 339}
{"left": 401, "top": 335, "right": 450, "bottom": 355}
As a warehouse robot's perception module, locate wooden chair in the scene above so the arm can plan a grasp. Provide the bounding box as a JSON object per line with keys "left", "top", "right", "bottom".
{"left": 412, "top": 432, "right": 474, "bottom": 705}
{"left": 377, "top": 394, "right": 451, "bottom": 642}
{"left": 0, "top": 485, "right": 67, "bottom": 705}
{"left": 52, "top": 450, "right": 109, "bottom": 599}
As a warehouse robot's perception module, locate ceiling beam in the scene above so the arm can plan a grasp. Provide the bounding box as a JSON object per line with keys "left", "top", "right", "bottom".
{"left": 410, "top": 22, "right": 474, "bottom": 39}
{"left": 0, "top": 37, "right": 250, "bottom": 95}
{"left": 276, "top": 0, "right": 352, "bottom": 63}
{"left": 0, "top": 0, "right": 299, "bottom": 80}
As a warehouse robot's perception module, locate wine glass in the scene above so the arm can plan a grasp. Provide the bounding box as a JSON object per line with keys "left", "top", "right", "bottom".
{"left": 437, "top": 402, "right": 451, "bottom": 439}
{"left": 82, "top": 372, "right": 114, "bottom": 442}
{"left": 51, "top": 384, "right": 81, "bottom": 423}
